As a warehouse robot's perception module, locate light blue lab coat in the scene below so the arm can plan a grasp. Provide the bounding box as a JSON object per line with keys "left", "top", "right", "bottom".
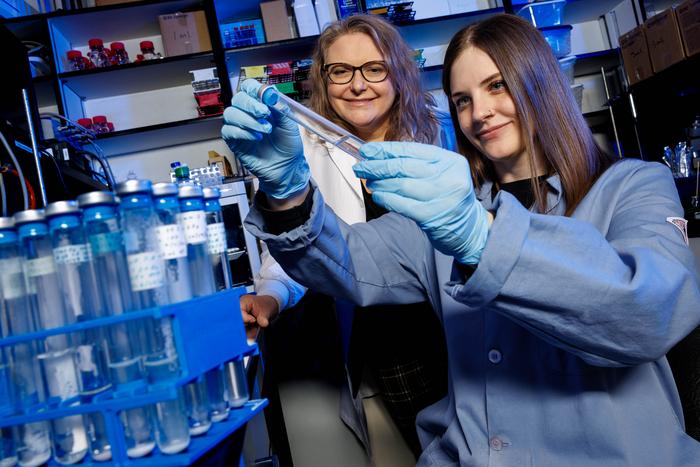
{"left": 245, "top": 158, "right": 700, "bottom": 466}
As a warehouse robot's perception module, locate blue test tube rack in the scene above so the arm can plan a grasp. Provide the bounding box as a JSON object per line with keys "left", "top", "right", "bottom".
{"left": 0, "top": 287, "right": 267, "bottom": 466}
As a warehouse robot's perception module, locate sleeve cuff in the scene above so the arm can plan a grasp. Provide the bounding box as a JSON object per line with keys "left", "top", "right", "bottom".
{"left": 257, "top": 186, "right": 314, "bottom": 235}
{"left": 447, "top": 191, "right": 531, "bottom": 309}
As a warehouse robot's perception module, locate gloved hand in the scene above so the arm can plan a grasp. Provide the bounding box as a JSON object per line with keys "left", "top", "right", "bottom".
{"left": 221, "top": 79, "right": 310, "bottom": 199}
{"left": 353, "top": 142, "right": 490, "bottom": 265}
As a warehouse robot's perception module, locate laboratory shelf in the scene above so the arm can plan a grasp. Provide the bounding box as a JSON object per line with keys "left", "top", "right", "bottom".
{"left": 58, "top": 52, "right": 217, "bottom": 99}
{"left": 94, "top": 115, "right": 224, "bottom": 157}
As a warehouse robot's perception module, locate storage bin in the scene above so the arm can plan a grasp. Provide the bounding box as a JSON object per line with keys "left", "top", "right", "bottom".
{"left": 540, "top": 25, "right": 572, "bottom": 58}
{"left": 518, "top": 0, "right": 567, "bottom": 27}
{"left": 558, "top": 55, "right": 576, "bottom": 85}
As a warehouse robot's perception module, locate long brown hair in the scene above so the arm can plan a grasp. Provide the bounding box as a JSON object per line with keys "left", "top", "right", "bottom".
{"left": 442, "top": 14, "right": 612, "bottom": 215}
{"left": 309, "top": 14, "right": 437, "bottom": 143}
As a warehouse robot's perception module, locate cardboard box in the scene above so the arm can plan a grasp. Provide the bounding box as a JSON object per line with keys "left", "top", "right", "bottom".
{"left": 158, "top": 11, "right": 212, "bottom": 57}
{"left": 644, "top": 8, "right": 686, "bottom": 73}
{"left": 619, "top": 25, "right": 653, "bottom": 85}
{"left": 676, "top": 0, "right": 700, "bottom": 57}
{"left": 260, "top": 0, "right": 294, "bottom": 42}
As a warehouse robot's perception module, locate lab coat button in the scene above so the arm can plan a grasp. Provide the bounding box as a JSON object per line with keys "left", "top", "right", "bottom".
{"left": 490, "top": 437, "right": 503, "bottom": 451}
{"left": 488, "top": 349, "right": 502, "bottom": 364}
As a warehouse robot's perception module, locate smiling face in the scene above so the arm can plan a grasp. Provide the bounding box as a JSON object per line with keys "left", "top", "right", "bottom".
{"left": 450, "top": 46, "right": 541, "bottom": 182}
{"left": 324, "top": 32, "right": 397, "bottom": 142}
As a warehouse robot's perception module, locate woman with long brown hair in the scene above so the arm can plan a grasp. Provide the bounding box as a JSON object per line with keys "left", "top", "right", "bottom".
{"left": 225, "top": 13, "right": 700, "bottom": 466}
{"left": 238, "top": 14, "right": 450, "bottom": 464}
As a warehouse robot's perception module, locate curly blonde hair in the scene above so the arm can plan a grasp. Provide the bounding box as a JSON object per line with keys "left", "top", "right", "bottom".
{"left": 309, "top": 14, "right": 437, "bottom": 143}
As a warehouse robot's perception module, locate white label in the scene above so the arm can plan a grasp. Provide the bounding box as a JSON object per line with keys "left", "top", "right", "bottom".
{"left": 24, "top": 256, "right": 55, "bottom": 277}
{"left": 178, "top": 211, "right": 207, "bottom": 244}
{"left": 53, "top": 244, "right": 89, "bottom": 265}
{"left": 127, "top": 252, "right": 165, "bottom": 291}
{"left": 155, "top": 224, "right": 187, "bottom": 259}
{"left": 207, "top": 223, "right": 227, "bottom": 255}
{"left": 161, "top": 320, "right": 178, "bottom": 361}
{"left": 0, "top": 258, "right": 23, "bottom": 299}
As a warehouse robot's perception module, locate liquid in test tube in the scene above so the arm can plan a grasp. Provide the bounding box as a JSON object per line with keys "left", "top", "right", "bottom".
{"left": 258, "top": 84, "right": 366, "bottom": 161}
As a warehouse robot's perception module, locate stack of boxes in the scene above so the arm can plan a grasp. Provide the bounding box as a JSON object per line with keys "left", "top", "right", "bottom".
{"left": 620, "top": 0, "right": 699, "bottom": 85}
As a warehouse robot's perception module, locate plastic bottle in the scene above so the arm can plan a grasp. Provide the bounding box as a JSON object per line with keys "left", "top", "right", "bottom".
{"left": 109, "top": 42, "right": 130, "bottom": 65}
{"left": 170, "top": 162, "right": 191, "bottom": 184}
{"left": 77, "top": 118, "right": 93, "bottom": 132}
{"left": 139, "top": 41, "right": 162, "bottom": 60}
{"left": 45, "top": 201, "right": 112, "bottom": 462}
{"left": 77, "top": 191, "right": 156, "bottom": 459}
{"left": 200, "top": 189, "right": 249, "bottom": 409}
{"left": 66, "top": 50, "right": 87, "bottom": 71}
{"left": 115, "top": 180, "right": 190, "bottom": 455}
{"left": 152, "top": 183, "right": 211, "bottom": 436}
{"left": 87, "top": 38, "right": 111, "bottom": 68}
{"left": 0, "top": 217, "right": 51, "bottom": 467}
{"left": 13, "top": 210, "right": 89, "bottom": 465}
{"left": 258, "top": 84, "right": 365, "bottom": 161}
{"left": 91, "top": 116, "right": 110, "bottom": 134}
{"left": 178, "top": 185, "right": 228, "bottom": 422}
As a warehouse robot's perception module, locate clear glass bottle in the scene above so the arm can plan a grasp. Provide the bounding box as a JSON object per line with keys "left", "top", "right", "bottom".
{"left": 152, "top": 183, "right": 211, "bottom": 436}
{"left": 109, "top": 42, "right": 129, "bottom": 65}
{"left": 77, "top": 191, "right": 157, "bottom": 459}
{"left": 45, "top": 201, "right": 112, "bottom": 462}
{"left": 139, "top": 41, "right": 162, "bottom": 60}
{"left": 200, "top": 189, "right": 249, "bottom": 409}
{"left": 115, "top": 180, "right": 190, "bottom": 455}
{"left": 178, "top": 185, "right": 228, "bottom": 422}
{"left": 258, "top": 83, "right": 365, "bottom": 161}
{"left": 66, "top": 50, "right": 87, "bottom": 71}
{"left": 87, "top": 38, "right": 110, "bottom": 68}
{"left": 13, "top": 210, "right": 89, "bottom": 465}
{"left": 0, "top": 217, "right": 51, "bottom": 467}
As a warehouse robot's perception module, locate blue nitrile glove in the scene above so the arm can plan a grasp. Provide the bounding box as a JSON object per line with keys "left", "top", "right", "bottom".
{"left": 221, "top": 79, "right": 310, "bottom": 199}
{"left": 353, "top": 142, "right": 489, "bottom": 265}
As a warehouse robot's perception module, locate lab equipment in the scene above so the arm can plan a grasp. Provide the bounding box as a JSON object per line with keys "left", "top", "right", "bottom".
{"left": 87, "top": 38, "right": 110, "bottom": 68}
{"left": 77, "top": 190, "right": 157, "bottom": 458}
{"left": 258, "top": 83, "right": 366, "bottom": 161}
{"left": 152, "top": 182, "right": 211, "bottom": 437}
{"left": 0, "top": 217, "right": 51, "bottom": 467}
{"left": 202, "top": 187, "right": 232, "bottom": 291}
{"left": 14, "top": 210, "right": 90, "bottom": 465}
{"left": 200, "top": 187, "right": 250, "bottom": 409}
{"left": 115, "top": 180, "right": 190, "bottom": 455}
{"left": 178, "top": 185, "right": 228, "bottom": 422}
{"left": 45, "top": 201, "right": 112, "bottom": 461}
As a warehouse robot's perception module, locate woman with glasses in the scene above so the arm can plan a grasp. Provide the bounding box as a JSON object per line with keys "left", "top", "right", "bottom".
{"left": 225, "top": 13, "right": 700, "bottom": 466}
{"left": 236, "top": 14, "right": 451, "bottom": 465}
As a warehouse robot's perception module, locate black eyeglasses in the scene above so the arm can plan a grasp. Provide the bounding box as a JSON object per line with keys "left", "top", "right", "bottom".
{"left": 323, "top": 61, "right": 389, "bottom": 84}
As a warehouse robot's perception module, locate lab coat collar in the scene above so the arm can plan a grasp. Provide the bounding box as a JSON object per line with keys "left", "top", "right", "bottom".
{"left": 475, "top": 172, "right": 564, "bottom": 214}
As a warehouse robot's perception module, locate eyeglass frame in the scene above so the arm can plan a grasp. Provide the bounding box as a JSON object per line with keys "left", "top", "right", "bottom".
{"left": 322, "top": 60, "right": 390, "bottom": 84}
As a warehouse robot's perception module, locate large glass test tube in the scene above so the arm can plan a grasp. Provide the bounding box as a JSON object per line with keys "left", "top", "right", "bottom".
{"left": 258, "top": 84, "right": 366, "bottom": 161}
